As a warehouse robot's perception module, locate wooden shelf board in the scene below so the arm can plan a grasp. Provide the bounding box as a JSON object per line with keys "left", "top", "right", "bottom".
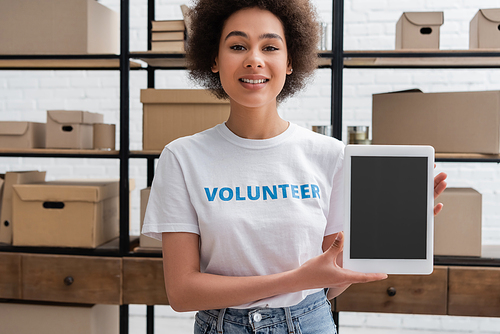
{"left": 0, "top": 148, "right": 119, "bottom": 156}
{"left": 435, "top": 153, "right": 500, "bottom": 161}
{"left": 344, "top": 49, "right": 500, "bottom": 67}
{"left": 131, "top": 50, "right": 333, "bottom": 68}
{"left": 0, "top": 59, "right": 142, "bottom": 69}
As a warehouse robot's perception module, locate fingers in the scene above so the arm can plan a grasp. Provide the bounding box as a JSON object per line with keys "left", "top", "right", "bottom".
{"left": 328, "top": 232, "right": 344, "bottom": 255}
{"left": 434, "top": 172, "right": 447, "bottom": 199}
{"left": 434, "top": 202, "right": 444, "bottom": 216}
{"left": 343, "top": 269, "right": 388, "bottom": 284}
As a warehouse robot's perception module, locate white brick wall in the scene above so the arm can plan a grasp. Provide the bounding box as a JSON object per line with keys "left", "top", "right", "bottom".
{"left": 1, "top": 0, "right": 500, "bottom": 331}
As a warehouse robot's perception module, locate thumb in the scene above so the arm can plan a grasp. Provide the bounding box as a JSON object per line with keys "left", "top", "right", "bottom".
{"left": 328, "top": 231, "right": 344, "bottom": 254}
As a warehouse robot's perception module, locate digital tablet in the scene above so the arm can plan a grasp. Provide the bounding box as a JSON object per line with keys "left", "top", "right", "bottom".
{"left": 343, "top": 145, "right": 435, "bottom": 275}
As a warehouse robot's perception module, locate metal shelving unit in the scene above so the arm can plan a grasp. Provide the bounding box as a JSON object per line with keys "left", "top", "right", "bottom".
{"left": 3, "top": 0, "right": 500, "bottom": 333}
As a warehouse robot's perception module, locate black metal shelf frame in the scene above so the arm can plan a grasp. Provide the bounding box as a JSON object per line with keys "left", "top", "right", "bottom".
{"left": 2, "top": 0, "right": 500, "bottom": 333}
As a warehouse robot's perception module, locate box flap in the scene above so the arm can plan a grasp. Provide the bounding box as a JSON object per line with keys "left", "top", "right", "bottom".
{"left": 404, "top": 12, "right": 444, "bottom": 26}
{"left": 480, "top": 8, "right": 500, "bottom": 23}
{"left": 140, "top": 89, "right": 229, "bottom": 104}
{"left": 82, "top": 111, "right": 104, "bottom": 124}
{"left": 375, "top": 89, "right": 423, "bottom": 96}
{"left": 12, "top": 180, "right": 120, "bottom": 203}
{"left": 47, "top": 110, "right": 103, "bottom": 125}
{"left": 0, "top": 122, "right": 30, "bottom": 136}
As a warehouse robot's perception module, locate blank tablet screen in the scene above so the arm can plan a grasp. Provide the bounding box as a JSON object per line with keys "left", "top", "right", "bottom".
{"left": 350, "top": 156, "right": 428, "bottom": 259}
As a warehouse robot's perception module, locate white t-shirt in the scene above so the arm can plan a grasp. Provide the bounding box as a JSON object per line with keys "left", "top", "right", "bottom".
{"left": 142, "top": 122, "right": 345, "bottom": 309}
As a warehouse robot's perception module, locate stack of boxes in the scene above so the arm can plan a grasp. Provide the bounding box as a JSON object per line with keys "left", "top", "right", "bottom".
{"left": 0, "top": 110, "right": 115, "bottom": 150}
{"left": 371, "top": 8, "right": 500, "bottom": 258}
{"left": 150, "top": 4, "right": 191, "bottom": 52}
{"left": 150, "top": 19, "right": 186, "bottom": 52}
{"left": 138, "top": 88, "right": 230, "bottom": 250}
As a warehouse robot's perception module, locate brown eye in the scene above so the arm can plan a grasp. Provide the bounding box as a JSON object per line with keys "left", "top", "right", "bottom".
{"left": 230, "top": 45, "right": 246, "bottom": 51}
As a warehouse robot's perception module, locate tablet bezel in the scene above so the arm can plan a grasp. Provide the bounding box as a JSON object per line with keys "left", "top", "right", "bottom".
{"left": 343, "top": 144, "right": 435, "bottom": 275}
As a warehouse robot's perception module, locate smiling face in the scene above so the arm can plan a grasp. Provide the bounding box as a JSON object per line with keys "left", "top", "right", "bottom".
{"left": 212, "top": 7, "right": 292, "bottom": 111}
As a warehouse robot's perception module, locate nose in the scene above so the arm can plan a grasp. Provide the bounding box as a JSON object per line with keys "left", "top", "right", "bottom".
{"left": 244, "top": 49, "right": 264, "bottom": 69}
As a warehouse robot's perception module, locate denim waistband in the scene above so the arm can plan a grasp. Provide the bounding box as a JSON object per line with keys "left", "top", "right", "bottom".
{"left": 200, "top": 290, "right": 329, "bottom": 333}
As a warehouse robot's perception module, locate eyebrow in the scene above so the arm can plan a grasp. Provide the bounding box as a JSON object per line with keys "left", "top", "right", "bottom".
{"left": 224, "top": 30, "right": 283, "bottom": 42}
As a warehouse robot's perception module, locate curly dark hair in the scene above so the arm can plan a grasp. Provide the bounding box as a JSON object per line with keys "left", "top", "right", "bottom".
{"left": 185, "top": 0, "right": 320, "bottom": 103}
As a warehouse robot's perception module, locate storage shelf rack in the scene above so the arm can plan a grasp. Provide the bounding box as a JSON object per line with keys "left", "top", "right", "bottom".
{"left": 2, "top": 0, "right": 500, "bottom": 333}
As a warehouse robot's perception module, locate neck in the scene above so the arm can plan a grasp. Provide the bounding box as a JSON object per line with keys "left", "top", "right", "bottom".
{"left": 225, "top": 101, "right": 289, "bottom": 139}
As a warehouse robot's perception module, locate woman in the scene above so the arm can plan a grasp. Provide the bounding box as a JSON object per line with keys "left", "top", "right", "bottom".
{"left": 142, "top": 0, "right": 448, "bottom": 333}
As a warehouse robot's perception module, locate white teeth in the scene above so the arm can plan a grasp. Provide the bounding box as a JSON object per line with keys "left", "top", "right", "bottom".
{"left": 241, "top": 78, "right": 267, "bottom": 84}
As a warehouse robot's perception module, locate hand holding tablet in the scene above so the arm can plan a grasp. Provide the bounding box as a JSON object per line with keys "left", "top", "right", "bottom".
{"left": 343, "top": 145, "right": 435, "bottom": 275}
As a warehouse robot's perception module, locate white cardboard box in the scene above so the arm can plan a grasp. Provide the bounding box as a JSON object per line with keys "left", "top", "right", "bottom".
{"left": 0, "top": 122, "right": 46, "bottom": 149}
{"left": 470, "top": 9, "right": 500, "bottom": 49}
{"left": 396, "top": 12, "right": 444, "bottom": 50}
{"left": 12, "top": 180, "right": 120, "bottom": 248}
{"left": 434, "top": 188, "right": 482, "bottom": 257}
{"left": 0, "top": 303, "right": 118, "bottom": 334}
{"left": 0, "top": 0, "right": 119, "bottom": 55}
{"left": 46, "top": 110, "right": 103, "bottom": 149}
{"left": 0, "top": 171, "right": 46, "bottom": 245}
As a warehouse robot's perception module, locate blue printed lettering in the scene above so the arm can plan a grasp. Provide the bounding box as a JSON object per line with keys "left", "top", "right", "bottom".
{"left": 278, "top": 184, "right": 290, "bottom": 198}
{"left": 311, "top": 184, "right": 320, "bottom": 198}
{"left": 248, "top": 186, "right": 260, "bottom": 200}
{"left": 219, "top": 187, "right": 234, "bottom": 201}
{"left": 204, "top": 187, "right": 218, "bottom": 202}
{"left": 204, "top": 183, "right": 320, "bottom": 202}
{"left": 300, "top": 184, "right": 310, "bottom": 199}
{"left": 235, "top": 187, "right": 246, "bottom": 201}
{"left": 263, "top": 185, "right": 277, "bottom": 200}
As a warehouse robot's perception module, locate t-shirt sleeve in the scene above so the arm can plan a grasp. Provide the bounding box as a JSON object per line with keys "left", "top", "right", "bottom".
{"left": 141, "top": 147, "right": 200, "bottom": 241}
{"left": 324, "top": 147, "right": 344, "bottom": 236}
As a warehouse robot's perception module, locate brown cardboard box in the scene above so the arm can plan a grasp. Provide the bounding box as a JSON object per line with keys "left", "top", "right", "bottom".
{"left": 470, "top": 9, "right": 500, "bottom": 49}
{"left": 372, "top": 89, "right": 500, "bottom": 154}
{"left": 396, "top": 12, "right": 444, "bottom": 50}
{"left": 0, "top": 302, "right": 118, "bottom": 334}
{"left": 93, "top": 123, "right": 116, "bottom": 150}
{"left": 434, "top": 188, "right": 482, "bottom": 257}
{"left": 46, "top": 110, "right": 103, "bottom": 149}
{"left": 12, "top": 180, "right": 120, "bottom": 248}
{"left": 0, "top": 121, "right": 46, "bottom": 149}
{"left": 141, "top": 89, "right": 230, "bottom": 150}
{"left": 0, "top": 171, "right": 46, "bottom": 245}
{"left": 139, "top": 187, "right": 162, "bottom": 248}
{"left": 0, "top": 0, "right": 119, "bottom": 55}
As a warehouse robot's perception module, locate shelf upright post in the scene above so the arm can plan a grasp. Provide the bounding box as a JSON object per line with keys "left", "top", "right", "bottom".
{"left": 119, "top": 0, "right": 131, "bottom": 257}
{"left": 119, "top": 0, "right": 130, "bottom": 331}
{"left": 146, "top": 1, "right": 156, "bottom": 334}
{"left": 147, "top": 0, "right": 156, "bottom": 189}
{"left": 331, "top": 0, "right": 344, "bottom": 141}
{"left": 331, "top": 0, "right": 344, "bottom": 331}
{"left": 147, "top": 0, "right": 155, "bottom": 88}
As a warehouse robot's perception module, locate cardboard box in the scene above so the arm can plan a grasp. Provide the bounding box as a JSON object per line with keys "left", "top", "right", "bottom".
{"left": 434, "top": 188, "right": 482, "bottom": 257}
{"left": 0, "top": 171, "right": 46, "bottom": 245}
{"left": 0, "top": 122, "right": 46, "bottom": 149}
{"left": 396, "top": 12, "right": 444, "bottom": 50}
{"left": 93, "top": 123, "right": 116, "bottom": 150}
{"left": 470, "top": 9, "right": 500, "bottom": 49}
{"left": 0, "top": 0, "right": 119, "bottom": 55}
{"left": 139, "top": 187, "right": 162, "bottom": 248}
{"left": 0, "top": 302, "right": 118, "bottom": 334}
{"left": 12, "top": 180, "right": 120, "bottom": 248}
{"left": 372, "top": 89, "right": 500, "bottom": 154}
{"left": 141, "top": 89, "right": 230, "bottom": 150}
{"left": 46, "top": 110, "right": 103, "bottom": 149}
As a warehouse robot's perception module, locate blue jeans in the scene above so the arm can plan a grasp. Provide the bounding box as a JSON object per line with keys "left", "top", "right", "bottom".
{"left": 194, "top": 290, "right": 337, "bottom": 334}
